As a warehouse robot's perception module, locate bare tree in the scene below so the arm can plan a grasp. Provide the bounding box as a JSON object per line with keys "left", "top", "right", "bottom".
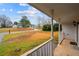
{"left": 0, "top": 15, "right": 13, "bottom": 28}
{"left": 37, "top": 16, "right": 41, "bottom": 29}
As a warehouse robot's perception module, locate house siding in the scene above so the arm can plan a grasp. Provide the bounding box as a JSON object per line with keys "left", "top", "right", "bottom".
{"left": 62, "top": 24, "right": 76, "bottom": 42}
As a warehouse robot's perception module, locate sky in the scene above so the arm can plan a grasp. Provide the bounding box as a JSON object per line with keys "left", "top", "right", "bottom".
{"left": 0, "top": 3, "right": 52, "bottom": 25}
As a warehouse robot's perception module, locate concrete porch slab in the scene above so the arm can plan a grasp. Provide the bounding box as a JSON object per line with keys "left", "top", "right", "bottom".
{"left": 54, "top": 38, "right": 79, "bottom": 56}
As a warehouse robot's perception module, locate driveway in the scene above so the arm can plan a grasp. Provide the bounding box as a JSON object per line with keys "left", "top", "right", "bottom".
{"left": 0, "top": 32, "right": 8, "bottom": 42}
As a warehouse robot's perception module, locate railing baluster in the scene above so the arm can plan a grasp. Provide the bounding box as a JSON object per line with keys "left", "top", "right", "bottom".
{"left": 39, "top": 48, "right": 42, "bottom": 56}
{"left": 48, "top": 42, "right": 50, "bottom": 56}
{"left": 50, "top": 40, "right": 53, "bottom": 56}
{"left": 41, "top": 46, "right": 43, "bottom": 56}
{"left": 36, "top": 49, "right": 39, "bottom": 56}
{"left": 46, "top": 43, "right": 48, "bottom": 56}
{"left": 34, "top": 51, "right": 37, "bottom": 56}
{"left": 42, "top": 46, "right": 44, "bottom": 56}
{"left": 44, "top": 44, "right": 46, "bottom": 56}
{"left": 31, "top": 52, "right": 34, "bottom": 56}
{"left": 39, "top": 48, "right": 41, "bottom": 56}
{"left": 43, "top": 46, "right": 45, "bottom": 56}
{"left": 32, "top": 52, "right": 35, "bottom": 56}
{"left": 48, "top": 41, "right": 50, "bottom": 56}
{"left": 44, "top": 44, "right": 47, "bottom": 56}
{"left": 47, "top": 43, "right": 49, "bottom": 56}
{"left": 21, "top": 39, "right": 52, "bottom": 56}
{"left": 50, "top": 41, "right": 51, "bottom": 56}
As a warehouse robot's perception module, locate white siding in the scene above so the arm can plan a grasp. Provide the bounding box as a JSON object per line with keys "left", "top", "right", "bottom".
{"left": 59, "top": 32, "right": 63, "bottom": 44}
{"left": 62, "top": 24, "right": 76, "bottom": 41}
{"left": 78, "top": 25, "right": 79, "bottom": 47}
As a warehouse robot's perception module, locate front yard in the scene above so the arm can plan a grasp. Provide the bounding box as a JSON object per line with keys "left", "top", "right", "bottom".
{"left": 0, "top": 31, "right": 51, "bottom": 56}
{"left": 0, "top": 28, "right": 32, "bottom": 33}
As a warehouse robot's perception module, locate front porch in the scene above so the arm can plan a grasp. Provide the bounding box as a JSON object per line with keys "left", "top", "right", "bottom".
{"left": 21, "top": 3, "right": 79, "bottom": 56}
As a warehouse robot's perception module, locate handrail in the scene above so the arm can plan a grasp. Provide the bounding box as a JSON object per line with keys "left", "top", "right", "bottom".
{"left": 21, "top": 39, "right": 52, "bottom": 56}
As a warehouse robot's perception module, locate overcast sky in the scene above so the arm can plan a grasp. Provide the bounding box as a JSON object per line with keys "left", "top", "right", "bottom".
{"left": 0, "top": 3, "right": 53, "bottom": 25}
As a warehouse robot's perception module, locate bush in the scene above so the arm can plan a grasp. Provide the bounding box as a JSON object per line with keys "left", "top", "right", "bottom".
{"left": 42, "top": 24, "right": 51, "bottom": 31}
{"left": 53, "top": 23, "right": 59, "bottom": 31}
{"left": 42, "top": 23, "right": 62, "bottom": 31}
{"left": 53, "top": 23, "right": 62, "bottom": 31}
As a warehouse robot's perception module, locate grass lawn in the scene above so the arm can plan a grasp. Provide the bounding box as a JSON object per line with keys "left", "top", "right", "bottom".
{"left": 0, "top": 31, "right": 51, "bottom": 56}
{"left": 53, "top": 31, "right": 58, "bottom": 43}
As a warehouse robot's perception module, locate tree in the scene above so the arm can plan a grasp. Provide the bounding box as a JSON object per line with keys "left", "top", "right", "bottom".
{"left": 37, "top": 16, "right": 51, "bottom": 29}
{"left": 6, "top": 20, "right": 13, "bottom": 27}
{"left": 14, "top": 21, "right": 18, "bottom": 25}
{"left": 0, "top": 15, "right": 13, "bottom": 28}
{"left": 42, "top": 24, "right": 51, "bottom": 31}
{"left": 42, "top": 23, "right": 62, "bottom": 31}
{"left": 20, "top": 16, "right": 31, "bottom": 28}
{"left": 53, "top": 23, "right": 62, "bottom": 31}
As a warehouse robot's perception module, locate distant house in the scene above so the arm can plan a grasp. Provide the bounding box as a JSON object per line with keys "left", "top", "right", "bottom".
{"left": 12, "top": 25, "right": 18, "bottom": 28}
{"left": 29, "top": 24, "right": 36, "bottom": 29}
{"left": 13, "top": 23, "right": 36, "bottom": 29}
{"left": 12, "top": 23, "right": 22, "bottom": 28}
{"left": 17, "top": 23, "right": 22, "bottom": 28}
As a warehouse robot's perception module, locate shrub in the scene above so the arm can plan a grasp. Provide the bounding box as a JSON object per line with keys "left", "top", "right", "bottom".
{"left": 42, "top": 24, "right": 51, "bottom": 31}
{"left": 42, "top": 23, "right": 62, "bottom": 31}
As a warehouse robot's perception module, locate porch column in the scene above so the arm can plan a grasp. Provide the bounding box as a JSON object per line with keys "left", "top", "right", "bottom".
{"left": 50, "top": 17, "right": 54, "bottom": 56}
{"left": 76, "top": 22, "right": 79, "bottom": 47}
{"left": 58, "top": 18, "right": 61, "bottom": 44}
{"left": 50, "top": 10, "right": 54, "bottom": 56}
{"left": 77, "top": 23, "right": 79, "bottom": 47}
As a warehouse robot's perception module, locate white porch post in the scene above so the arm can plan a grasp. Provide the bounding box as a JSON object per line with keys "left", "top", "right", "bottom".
{"left": 75, "top": 21, "right": 79, "bottom": 47}
{"left": 50, "top": 10, "right": 54, "bottom": 56}
{"left": 58, "top": 18, "right": 61, "bottom": 44}
{"left": 76, "top": 22, "right": 79, "bottom": 47}
{"left": 50, "top": 18, "right": 54, "bottom": 56}
{"left": 50, "top": 16, "right": 53, "bottom": 56}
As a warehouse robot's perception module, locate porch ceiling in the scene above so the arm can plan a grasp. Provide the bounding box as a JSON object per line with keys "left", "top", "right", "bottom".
{"left": 30, "top": 3, "right": 79, "bottom": 24}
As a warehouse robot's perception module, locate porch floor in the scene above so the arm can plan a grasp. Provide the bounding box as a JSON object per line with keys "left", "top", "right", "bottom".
{"left": 54, "top": 38, "right": 79, "bottom": 56}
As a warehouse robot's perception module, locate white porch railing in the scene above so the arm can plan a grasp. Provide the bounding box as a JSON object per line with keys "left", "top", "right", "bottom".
{"left": 21, "top": 39, "right": 53, "bottom": 56}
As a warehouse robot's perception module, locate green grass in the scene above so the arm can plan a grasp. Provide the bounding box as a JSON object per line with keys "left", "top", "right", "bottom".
{"left": 3, "top": 32, "right": 26, "bottom": 41}
{"left": 0, "top": 31, "right": 50, "bottom": 56}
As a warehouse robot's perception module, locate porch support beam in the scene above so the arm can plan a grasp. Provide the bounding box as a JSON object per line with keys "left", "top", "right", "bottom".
{"left": 58, "top": 18, "right": 61, "bottom": 44}
{"left": 76, "top": 22, "right": 79, "bottom": 47}
{"left": 50, "top": 16, "right": 54, "bottom": 56}
{"left": 50, "top": 10, "right": 54, "bottom": 56}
